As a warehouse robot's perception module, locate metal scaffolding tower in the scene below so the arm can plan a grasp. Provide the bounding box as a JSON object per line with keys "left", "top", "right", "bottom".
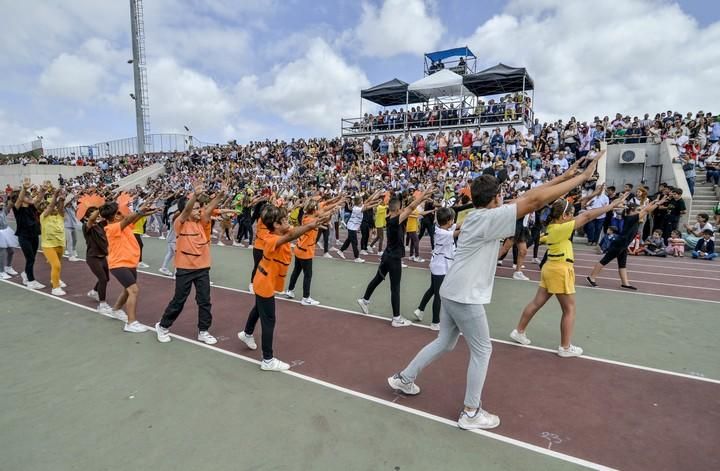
{"left": 130, "top": 0, "right": 151, "bottom": 155}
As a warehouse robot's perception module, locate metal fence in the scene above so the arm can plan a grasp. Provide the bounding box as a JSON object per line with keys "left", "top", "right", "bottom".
{"left": 0, "top": 133, "right": 220, "bottom": 158}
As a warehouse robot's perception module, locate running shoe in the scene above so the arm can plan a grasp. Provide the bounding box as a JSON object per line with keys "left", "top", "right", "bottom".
{"left": 260, "top": 358, "right": 290, "bottom": 371}
{"left": 4, "top": 266, "right": 18, "bottom": 276}
{"left": 26, "top": 280, "right": 45, "bottom": 290}
{"left": 59, "top": 280, "right": 67, "bottom": 288}
{"left": 155, "top": 322, "right": 171, "bottom": 343}
{"left": 413, "top": 309, "right": 424, "bottom": 321}
{"left": 357, "top": 298, "right": 370, "bottom": 314}
{"left": 0, "top": 272, "right": 10, "bottom": 280}
{"left": 87, "top": 290, "right": 100, "bottom": 302}
{"left": 112, "top": 309, "right": 128, "bottom": 322}
{"left": 237, "top": 331, "right": 257, "bottom": 350}
{"left": 158, "top": 267, "right": 172, "bottom": 276}
{"left": 138, "top": 262, "right": 150, "bottom": 268}
{"left": 391, "top": 316, "right": 412, "bottom": 327}
{"left": 557, "top": 344, "right": 583, "bottom": 358}
{"left": 301, "top": 297, "right": 320, "bottom": 306}
{"left": 353, "top": 258, "right": 365, "bottom": 263}
{"left": 97, "top": 303, "right": 113, "bottom": 315}
{"left": 323, "top": 252, "right": 333, "bottom": 259}
{"left": 123, "top": 321, "right": 148, "bottom": 333}
{"left": 458, "top": 409, "right": 500, "bottom": 430}
{"left": 512, "top": 271, "right": 530, "bottom": 281}
{"left": 510, "top": 329, "right": 531, "bottom": 345}
{"left": 387, "top": 374, "right": 420, "bottom": 395}
{"left": 197, "top": 331, "right": 217, "bottom": 345}
{"left": 284, "top": 289, "right": 295, "bottom": 299}
{"left": 360, "top": 250, "right": 368, "bottom": 256}
{"left": 51, "top": 287, "right": 66, "bottom": 296}
{"left": 429, "top": 323, "right": 440, "bottom": 331}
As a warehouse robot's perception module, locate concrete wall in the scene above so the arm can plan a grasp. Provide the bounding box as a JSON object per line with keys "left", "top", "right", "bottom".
{"left": 114, "top": 163, "right": 166, "bottom": 190}
{"left": 0, "top": 164, "right": 96, "bottom": 188}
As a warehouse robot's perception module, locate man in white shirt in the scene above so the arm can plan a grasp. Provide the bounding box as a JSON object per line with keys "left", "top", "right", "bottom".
{"left": 584, "top": 186, "right": 609, "bottom": 245}
{"left": 388, "top": 154, "right": 603, "bottom": 431}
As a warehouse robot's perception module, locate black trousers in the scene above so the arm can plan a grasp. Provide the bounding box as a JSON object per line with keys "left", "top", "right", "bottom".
{"left": 18, "top": 235, "right": 39, "bottom": 281}
{"left": 360, "top": 223, "right": 371, "bottom": 251}
{"left": 363, "top": 256, "right": 402, "bottom": 317}
{"left": 315, "top": 227, "right": 330, "bottom": 253}
{"left": 237, "top": 218, "right": 253, "bottom": 243}
{"left": 251, "top": 248, "right": 263, "bottom": 281}
{"left": 244, "top": 294, "right": 276, "bottom": 360}
{"left": 134, "top": 233, "right": 144, "bottom": 262}
{"left": 419, "top": 219, "right": 435, "bottom": 249}
{"left": 287, "top": 257, "right": 312, "bottom": 298}
{"left": 340, "top": 230, "right": 359, "bottom": 258}
{"left": 86, "top": 256, "right": 109, "bottom": 302}
{"left": 418, "top": 273, "right": 444, "bottom": 324}
{"left": 160, "top": 267, "right": 212, "bottom": 331}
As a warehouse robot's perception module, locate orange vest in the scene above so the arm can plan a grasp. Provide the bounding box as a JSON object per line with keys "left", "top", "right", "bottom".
{"left": 293, "top": 215, "right": 317, "bottom": 259}
{"left": 253, "top": 233, "right": 291, "bottom": 297}
{"left": 174, "top": 218, "right": 211, "bottom": 269}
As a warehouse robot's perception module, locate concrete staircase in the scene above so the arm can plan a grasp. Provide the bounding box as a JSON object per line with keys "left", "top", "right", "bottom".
{"left": 689, "top": 169, "right": 718, "bottom": 223}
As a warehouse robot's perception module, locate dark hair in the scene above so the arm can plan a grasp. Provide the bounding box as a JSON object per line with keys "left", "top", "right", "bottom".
{"left": 470, "top": 175, "right": 500, "bottom": 208}
{"left": 261, "top": 204, "right": 288, "bottom": 231}
{"left": 697, "top": 213, "right": 708, "bottom": 222}
{"left": 672, "top": 188, "right": 683, "bottom": 195}
{"left": 99, "top": 202, "right": 119, "bottom": 220}
{"left": 625, "top": 183, "right": 634, "bottom": 189}
{"left": 388, "top": 198, "right": 401, "bottom": 212}
{"left": 702, "top": 228, "right": 714, "bottom": 236}
{"left": 549, "top": 198, "right": 572, "bottom": 221}
{"left": 436, "top": 207, "right": 454, "bottom": 226}
{"left": 607, "top": 185, "right": 616, "bottom": 192}
{"left": 81, "top": 206, "right": 98, "bottom": 223}
{"left": 607, "top": 225, "right": 618, "bottom": 233}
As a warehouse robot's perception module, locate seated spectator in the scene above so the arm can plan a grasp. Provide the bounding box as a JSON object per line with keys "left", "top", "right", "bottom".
{"left": 682, "top": 213, "right": 714, "bottom": 247}
{"left": 692, "top": 229, "right": 717, "bottom": 260}
{"left": 599, "top": 225, "right": 619, "bottom": 253}
{"left": 628, "top": 233, "right": 645, "bottom": 256}
{"left": 666, "top": 230, "right": 685, "bottom": 257}
{"left": 644, "top": 229, "right": 667, "bottom": 256}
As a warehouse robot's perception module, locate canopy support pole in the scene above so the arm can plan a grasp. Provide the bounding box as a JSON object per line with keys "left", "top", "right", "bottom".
{"left": 522, "top": 74, "right": 526, "bottom": 127}
{"left": 405, "top": 90, "right": 409, "bottom": 131}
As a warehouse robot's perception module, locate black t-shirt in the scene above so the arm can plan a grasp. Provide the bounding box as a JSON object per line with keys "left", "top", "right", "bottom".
{"left": 614, "top": 214, "right": 640, "bottom": 247}
{"left": 83, "top": 222, "right": 108, "bottom": 257}
{"left": 667, "top": 198, "right": 686, "bottom": 218}
{"left": 383, "top": 215, "right": 405, "bottom": 260}
{"left": 362, "top": 208, "right": 374, "bottom": 226}
{"left": 12, "top": 205, "right": 40, "bottom": 238}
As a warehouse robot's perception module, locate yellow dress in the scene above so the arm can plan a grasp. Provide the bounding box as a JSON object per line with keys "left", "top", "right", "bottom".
{"left": 539, "top": 220, "right": 576, "bottom": 294}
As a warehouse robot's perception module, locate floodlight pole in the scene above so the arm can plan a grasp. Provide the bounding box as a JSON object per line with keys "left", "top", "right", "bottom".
{"left": 129, "top": 0, "right": 150, "bottom": 155}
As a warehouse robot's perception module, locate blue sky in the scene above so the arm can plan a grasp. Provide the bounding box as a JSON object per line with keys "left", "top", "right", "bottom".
{"left": 1, "top": 0, "right": 718, "bottom": 149}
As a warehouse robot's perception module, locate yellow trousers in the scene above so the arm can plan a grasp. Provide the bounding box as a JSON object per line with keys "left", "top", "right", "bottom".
{"left": 43, "top": 246, "right": 64, "bottom": 289}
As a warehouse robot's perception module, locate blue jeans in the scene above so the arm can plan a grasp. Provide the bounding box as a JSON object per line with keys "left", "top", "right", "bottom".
{"left": 686, "top": 177, "right": 695, "bottom": 196}
{"left": 692, "top": 251, "right": 717, "bottom": 260}
{"left": 585, "top": 218, "right": 603, "bottom": 244}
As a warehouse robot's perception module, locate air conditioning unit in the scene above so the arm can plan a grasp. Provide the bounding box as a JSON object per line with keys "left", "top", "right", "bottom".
{"left": 619, "top": 148, "right": 646, "bottom": 164}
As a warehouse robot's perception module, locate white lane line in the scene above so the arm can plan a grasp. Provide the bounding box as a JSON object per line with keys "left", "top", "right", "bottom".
{"left": 0, "top": 279, "right": 614, "bottom": 471}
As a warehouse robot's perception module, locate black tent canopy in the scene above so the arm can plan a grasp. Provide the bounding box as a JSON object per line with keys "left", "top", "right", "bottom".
{"left": 360, "top": 78, "right": 426, "bottom": 107}
{"left": 462, "top": 63, "right": 534, "bottom": 97}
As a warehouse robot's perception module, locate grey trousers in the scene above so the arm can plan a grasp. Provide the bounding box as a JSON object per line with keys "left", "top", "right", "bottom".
{"left": 400, "top": 296, "right": 492, "bottom": 409}
{"left": 65, "top": 228, "right": 78, "bottom": 253}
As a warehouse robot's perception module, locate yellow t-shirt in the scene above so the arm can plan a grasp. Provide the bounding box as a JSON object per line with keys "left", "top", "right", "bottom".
{"left": 40, "top": 214, "right": 65, "bottom": 248}
{"left": 545, "top": 220, "right": 576, "bottom": 262}
{"left": 406, "top": 209, "right": 419, "bottom": 233}
{"left": 456, "top": 208, "right": 471, "bottom": 225}
{"left": 133, "top": 216, "right": 147, "bottom": 235}
{"left": 375, "top": 205, "right": 388, "bottom": 228}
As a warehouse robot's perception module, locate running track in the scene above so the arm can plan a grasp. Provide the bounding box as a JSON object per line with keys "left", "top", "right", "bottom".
{"left": 5, "top": 256, "right": 719, "bottom": 471}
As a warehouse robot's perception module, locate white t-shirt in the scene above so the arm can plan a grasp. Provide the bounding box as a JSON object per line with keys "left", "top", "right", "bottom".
{"left": 347, "top": 206, "right": 363, "bottom": 231}
{"left": 587, "top": 194, "right": 609, "bottom": 219}
{"left": 440, "top": 204, "right": 517, "bottom": 304}
{"left": 429, "top": 224, "right": 456, "bottom": 276}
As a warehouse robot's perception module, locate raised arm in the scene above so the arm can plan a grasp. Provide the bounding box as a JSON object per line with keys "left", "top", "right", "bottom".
{"left": 276, "top": 211, "right": 332, "bottom": 247}
{"left": 86, "top": 208, "right": 100, "bottom": 228}
{"left": 399, "top": 188, "right": 434, "bottom": 223}
{"left": 202, "top": 187, "right": 227, "bottom": 224}
{"left": 178, "top": 183, "right": 203, "bottom": 223}
{"left": 42, "top": 189, "right": 61, "bottom": 218}
{"left": 574, "top": 193, "right": 627, "bottom": 228}
{"left": 119, "top": 202, "right": 159, "bottom": 231}
{"left": 640, "top": 196, "right": 667, "bottom": 219}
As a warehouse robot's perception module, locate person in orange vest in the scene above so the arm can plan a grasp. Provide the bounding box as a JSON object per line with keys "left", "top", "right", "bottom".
{"left": 155, "top": 183, "right": 226, "bottom": 345}
{"left": 237, "top": 203, "right": 334, "bottom": 371}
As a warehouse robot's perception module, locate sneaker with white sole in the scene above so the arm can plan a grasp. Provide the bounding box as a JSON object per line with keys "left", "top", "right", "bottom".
{"left": 401, "top": 263, "right": 408, "bottom": 268}
{"left": 391, "top": 316, "right": 413, "bottom": 327}
{"left": 512, "top": 271, "right": 530, "bottom": 281}
{"left": 532, "top": 258, "right": 541, "bottom": 264}
{"left": 496, "top": 260, "right": 503, "bottom": 266}
{"left": 197, "top": 331, "right": 217, "bottom": 345}
{"left": 360, "top": 250, "right": 368, "bottom": 256}
{"left": 334, "top": 248, "right": 346, "bottom": 260}
{"left": 510, "top": 329, "right": 531, "bottom": 345}
{"left": 458, "top": 408, "right": 500, "bottom": 430}
{"left": 159, "top": 235, "right": 166, "bottom": 240}
{"left": 123, "top": 321, "right": 148, "bottom": 333}
{"left": 59, "top": 280, "right": 67, "bottom": 288}
{"left": 323, "top": 252, "right": 333, "bottom": 259}
{"left": 353, "top": 258, "right": 365, "bottom": 263}
{"left": 237, "top": 331, "right": 257, "bottom": 350}
{"left": 51, "top": 287, "right": 66, "bottom": 296}
{"left": 377, "top": 251, "right": 384, "bottom": 257}
{"left": 156, "top": 322, "right": 171, "bottom": 343}
{"left": 112, "top": 309, "right": 128, "bottom": 322}
{"left": 284, "top": 289, "right": 295, "bottom": 299}
{"left": 68, "top": 256, "right": 80, "bottom": 262}
{"left": 367, "top": 247, "right": 375, "bottom": 254}
{"left": 138, "top": 262, "right": 150, "bottom": 268}
{"left": 142, "top": 234, "right": 151, "bottom": 238}
{"left": 413, "top": 309, "right": 424, "bottom": 321}
{"left": 0, "top": 272, "right": 10, "bottom": 280}
{"left": 387, "top": 374, "right": 421, "bottom": 395}
{"left": 301, "top": 297, "right": 320, "bottom": 306}
{"left": 97, "top": 303, "right": 113, "bottom": 315}
{"left": 557, "top": 344, "right": 583, "bottom": 358}
{"left": 260, "top": 357, "right": 290, "bottom": 371}
{"left": 4, "top": 267, "right": 18, "bottom": 276}
{"left": 158, "top": 267, "right": 172, "bottom": 276}
{"left": 217, "top": 241, "right": 225, "bottom": 246}
{"left": 357, "top": 298, "right": 370, "bottom": 314}
{"left": 26, "top": 280, "right": 45, "bottom": 290}
{"left": 232, "top": 241, "right": 241, "bottom": 247}
{"left": 87, "top": 290, "right": 100, "bottom": 302}
{"left": 21, "top": 272, "right": 28, "bottom": 285}
{"left": 429, "top": 323, "right": 440, "bottom": 331}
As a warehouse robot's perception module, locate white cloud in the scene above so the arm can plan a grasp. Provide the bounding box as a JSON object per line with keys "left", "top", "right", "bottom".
{"left": 0, "top": 109, "right": 64, "bottom": 149}
{"left": 354, "top": 0, "right": 445, "bottom": 58}
{"left": 459, "top": 0, "right": 720, "bottom": 122}
{"left": 39, "top": 53, "right": 106, "bottom": 101}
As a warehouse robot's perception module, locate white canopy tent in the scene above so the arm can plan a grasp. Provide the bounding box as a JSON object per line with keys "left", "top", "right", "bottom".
{"left": 407, "top": 69, "right": 471, "bottom": 99}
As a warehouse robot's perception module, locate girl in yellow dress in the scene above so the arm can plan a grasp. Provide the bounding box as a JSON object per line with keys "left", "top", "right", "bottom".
{"left": 509, "top": 193, "right": 627, "bottom": 357}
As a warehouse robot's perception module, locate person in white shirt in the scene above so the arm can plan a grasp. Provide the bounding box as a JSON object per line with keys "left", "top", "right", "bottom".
{"left": 584, "top": 183, "right": 609, "bottom": 245}
{"left": 388, "top": 154, "right": 603, "bottom": 431}
{"left": 412, "top": 208, "right": 461, "bottom": 330}
{"left": 333, "top": 191, "right": 383, "bottom": 263}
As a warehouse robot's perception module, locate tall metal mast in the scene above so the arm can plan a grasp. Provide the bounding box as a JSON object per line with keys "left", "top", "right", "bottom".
{"left": 129, "top": 0, "right": 151, "bottom": 155}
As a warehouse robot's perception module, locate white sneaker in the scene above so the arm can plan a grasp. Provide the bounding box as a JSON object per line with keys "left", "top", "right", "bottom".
{"left": 353, "top": 258, "right": 365, "bottom": 263}
{"left": 123, "top": 321, "right": 148, "bottom": 333}
{"left": 59, "top": 280, "right": 67, "bottom": 288}
{"left": 197, "top": 331, "right": 217, "bottom": 345}
{"left": 458, "top": 409, "right": 500, "bottom": 430}
{"left": 248, "top": 283, "right": 254, "bottom": 294}
{"left": 237, "top": 331, "right": 257, "bottom": 350}
{"left": 558, "top": 344, "right": 583, "bottom": 358}
{"left": 138, "top": 262, "right": 150, "bottom": 268}
{"left": 497, "top": 260, "right": 503, "bottom": 266}
{"left": 323, "top": 252, "right": 333, "bottom": 259}
{"left": 0, "top": 272, "right": 10, "bottom": 280}
{"left": 155, "top": 322, "right": 171, "bottom": 343}
{"left": 357, "top": 298, "right": 370, "bottom": 314}
{"left": 367, "top": 247, "right": 375, "bottom": 254}
{"left": 532, "top": 258, "right": 541, "bottom": 265}
{"left": 415, "top": 257, "right": 425, "bottom": 263}
{"left": 97, "top": 302, "right": 113, "bottom": 315}
{"left": 512, "top": 271, "right": 530, "bottom": 281}
{"left": 21, "top": 272, "right": 28, "bottom": 285}
{"left": 401, "top": 263, "right": 408, "bottom": 268}
{"left": 158, "top": 267, "right": 172, "bottom": 276}
{"left": 159, "top": 235, "right": 166, "bottom": 240}
{"left": 5, "top": 266, "right": 18, "bottom": 276}
{"left": 142, "top": 234, "right": 151, "bottom": 238}
{"left": 87, "top": 290, "right": 100, "bottom": 302}
{"left": 334, "top": 248, "right": 346, "bottom": 260}
{"left": 68, "top": 256, "right": 80, "bottom": 262}
{"left": 429, "top": 323, "right": 440, "bottom": 331}
{"left": 377, "top": 251, "right": 384, "bottom": 257}
{"left": 260, "top": 358, "right": 290, "bottom": 372}
{"left": 51, "top": 287, "right": 66, "bottom": 296}
{"left": 301, "top": 297, "right": 320, "bottom": 306}
{"left": 27, "top": 280, "right": 45, "bottom": 290}
{"left": 387, "top": 374, "right": 420, "bottom": 395}
{"left": 360, "top": 250, "right": 368, "bottom": 256}
{"left": 413, "top": 308, "right": 424, "bottom": 321}
{"left": 232, "top": 241, "right": 242, "bottom": 247}
{"left": 316, "top": 241, "right": 322, "bottom": 248}
{"left": 284, "top": 289, "right": 295, "bottom": 299}
{"left": 63, "top": 251, "right": 70, "bottom": 258}
{"left": 512, "top": 264, "right": 526, "bottom": 269}
{"left": 510, "top": 329, "right": 531, "bottom": 345}
{"left": 391, "top": 316, "right": 412, "bottom": 327}
{"left": 335, "top": 239, "right": 342, "bottom": 245}
{"left": 217, "top": 241, "right": 225, "bottom": 246}
{"left": 112, "top": 309, "right": 128, "bottom": 322}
